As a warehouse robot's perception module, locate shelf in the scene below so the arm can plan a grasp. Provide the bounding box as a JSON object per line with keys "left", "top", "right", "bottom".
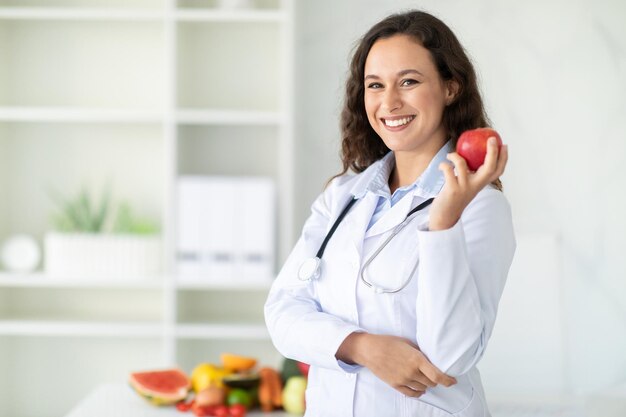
{"left": 0, "top": 7, "right": 164, "bottom": 21}
{"left": 0, "top": 1, "right": 293, "bottom": 415}
{"left": 0, "top": 319, "right": 163, "bottom": 337}
{"left": 176, "top": 109, "right": 285, "bottom": 125}
{"left": 0, "top": 107, "right": 163, "bottom": 123}
{"left": 175, "top": 322, "right": 269, "bottom": 340}
{"left": 0, "top": 107, "right": 288, "bottom": 125}
{"left": 176, "top": 276, "right": 273, "bottom": 290}
{"left": 0, "top": 272, "right": 273, "bottom": 290}
{"left": 0, "top": 7, "right": 286, "bottom": 23}
{"left": 175, "top": 9, "right": 286, "bottom": 22}
{"left": 176, "top": 22, "right": 280, "bottom": 110}
{"left": 0, "top": 272, "right": 163, "bottom": 289}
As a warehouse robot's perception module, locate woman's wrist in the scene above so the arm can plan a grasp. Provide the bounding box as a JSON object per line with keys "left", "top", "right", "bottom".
{"left": 336, "top": 332, "right": 370, "bottom": 366}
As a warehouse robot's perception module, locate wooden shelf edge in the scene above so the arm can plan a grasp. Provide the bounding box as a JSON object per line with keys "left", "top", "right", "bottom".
{"left": 0, "top": 320, "right": 163, "bottom": 337}
{"left": 176, "top": 9, "right": 286, "bottom": 22}
{"left": 0, "top": 272, "right": 164, "bottom": 289}
{"left": 175, "top": 322, "right": 269, "bottom": 340}
{"left": 0, "top": 106, "right": 163, "bottom": 123}
{"left": 0, "top": 7, "right": 164, "bottom": 21}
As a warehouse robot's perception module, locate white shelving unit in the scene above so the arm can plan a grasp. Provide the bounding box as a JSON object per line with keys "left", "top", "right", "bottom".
{"left": 0, "top": 1, "right": 293, "bottom": 416}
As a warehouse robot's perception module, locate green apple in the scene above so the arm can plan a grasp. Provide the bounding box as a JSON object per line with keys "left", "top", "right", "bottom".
{"left": 282, "top": 376, "right": 307, "bottom": 415}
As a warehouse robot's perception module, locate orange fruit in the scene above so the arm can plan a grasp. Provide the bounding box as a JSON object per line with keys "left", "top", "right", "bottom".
{"left": 220, "top": 353, "right": 257, "bottom": 372}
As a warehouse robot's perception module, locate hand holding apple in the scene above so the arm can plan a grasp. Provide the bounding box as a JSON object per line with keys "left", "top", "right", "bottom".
{"left": 456, "top": 128, "right": 503, "bottom": 171}
{"left": 428, "top": 129, "right": 508, "bottom": 231}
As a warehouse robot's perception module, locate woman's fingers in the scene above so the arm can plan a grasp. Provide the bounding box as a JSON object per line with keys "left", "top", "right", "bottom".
{"left": 396, "top": 385, "right": 425, "bottom": 398}
{"left": 472, "top": 137, "right": 509, "bottom": 186}
{"left": 405, "top": 381, "right": 428, "bottom": 391}
{"left": 494, "top": 144, "right": 508, "bottom": 179}
{"left": 438, "top": 161, "right": 457, "bottom": 188}
{"left": 446, "top": 152, "right": 469, "bottom": 186}
{"left": 418, "top": 361, "right": 457, "bottom": 387}
{"left": 412, "top": 350, "right": 457, "bottom": 387}
{"left": 476, "top": 137, "right": 500, "bottom": 180}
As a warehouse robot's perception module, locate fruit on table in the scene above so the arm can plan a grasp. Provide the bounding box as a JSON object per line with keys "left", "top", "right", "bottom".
{"left": 258, "top": 367, "right": 283, "bottom": 412}
{"left": 128, "top": 368, "right": 190, "bottom": 406}
{"left": 280, "top": 358, "right": 301, "bottom": 382}
{"left": 220, "top": 353, "right": 257, "bottom": 372}
{"left": 456, "top": 127, "right": 503, "bottom": 171}
{"left": 192, "top": 363, "right": 230, "bottom": 391}
{"left": 195, "top": 386, "right": 226, "bottom": 407}
{"left": 191, "top": 404, "right": 218, "bottom": 417}
{"left": 176, "top": 400, "right": 195, "bottom": 412}
{"left": 226, "top": 388, "right": 253, "bottom": 408}
{"left": 228, "top": 404, "right": 247, "bottom": 417}
{"left": 282, "top": 376, "right": 307, "bottom": 415}
{"left": 296, "top": 362, "right": 310, "bottom": 378}
{"left": 212, "top": 405, "right": 229, "bottom": 417}
{"left": 222, "top": 372, "right": 260, "bottom": 389}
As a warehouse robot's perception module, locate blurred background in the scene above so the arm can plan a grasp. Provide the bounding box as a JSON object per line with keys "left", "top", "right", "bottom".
{"left": 0, "top": 0, "right": 625, "bottom": 416}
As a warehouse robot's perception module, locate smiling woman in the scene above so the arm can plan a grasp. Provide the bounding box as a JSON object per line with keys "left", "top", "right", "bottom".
{"left": 363, "top": 34, "right": 456, "bottom": 192}
{"left": 265, "top": 10, "right": 515, "bottom": 417}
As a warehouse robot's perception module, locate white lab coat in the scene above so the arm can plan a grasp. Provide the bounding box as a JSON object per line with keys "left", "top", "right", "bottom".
{"left": 265, "top": 150, "right": 516, "bottom": 417}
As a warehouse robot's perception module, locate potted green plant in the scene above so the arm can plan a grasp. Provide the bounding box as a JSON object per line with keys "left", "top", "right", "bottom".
{"left": 44, "top": 186, "right": 162, "bottom": 280}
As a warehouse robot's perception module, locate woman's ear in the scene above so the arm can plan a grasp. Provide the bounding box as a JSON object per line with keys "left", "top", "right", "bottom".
{"left": 445, "top": 80, "right": 460, "bottom": 105}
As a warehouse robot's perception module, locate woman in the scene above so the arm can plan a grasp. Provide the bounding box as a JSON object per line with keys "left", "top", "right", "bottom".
{"left": 265, "top": 10, "right": 515, "bottom": 417}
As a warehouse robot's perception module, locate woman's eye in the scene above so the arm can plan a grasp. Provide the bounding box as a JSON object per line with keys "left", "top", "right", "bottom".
{"left": 367, "top": 82, "right": 383, "bottom": 89}
{"left": 401, "top": 79, "right": 419, "bottom": 86}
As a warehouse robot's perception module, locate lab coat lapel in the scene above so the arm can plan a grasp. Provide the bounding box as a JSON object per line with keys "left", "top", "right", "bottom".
{"left": 363, "top": 193, "right": 414, "bottom": 239}
{"left": 343, "top": 193, "right": 379, "bottom": 261}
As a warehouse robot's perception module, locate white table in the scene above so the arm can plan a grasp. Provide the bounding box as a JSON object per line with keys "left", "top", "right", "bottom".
{"left": 66, "top": 383, "right": 626, "bottom": 417}
{"left": 65, "top": 383, "right": 292, "bottom": 417}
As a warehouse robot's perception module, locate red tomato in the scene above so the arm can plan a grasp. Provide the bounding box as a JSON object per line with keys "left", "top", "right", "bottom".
{"left": 192, "top": 404, "right": 217, "bottom": 417}
{"left": 176, "top": 400, "right": 194, "bottom": 412}
{"left": 213, "top": 405, "right": 229, "bottom": 417}
{"left": 229, "top": 404, "right": 247, "bottom": 417}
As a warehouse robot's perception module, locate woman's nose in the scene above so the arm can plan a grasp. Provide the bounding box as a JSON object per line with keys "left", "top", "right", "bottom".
{"left": 381, "top": 87, "right": 402, "bottom": 112}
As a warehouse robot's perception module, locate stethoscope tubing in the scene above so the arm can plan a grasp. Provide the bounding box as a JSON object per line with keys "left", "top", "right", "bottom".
{"left": 297, "top": 196, "right": 434, "bottom": 289}
{"left": 359, "top": 211, "right": 423, "bottom": 293}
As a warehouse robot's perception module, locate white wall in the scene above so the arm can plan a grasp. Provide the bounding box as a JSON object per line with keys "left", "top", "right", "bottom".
{"left": 0, "top": 124, "right": 7, "bottom": 240}
{"left": 293, "top": 0, "right": 626, "bottom": 398}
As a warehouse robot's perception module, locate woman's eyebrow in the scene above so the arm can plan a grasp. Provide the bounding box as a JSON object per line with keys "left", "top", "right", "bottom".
{"left": 364, "top": 69, "right": 424, "bottom": 81}
{"left": 398, "top": 69, "right": 424, "bottom": 77}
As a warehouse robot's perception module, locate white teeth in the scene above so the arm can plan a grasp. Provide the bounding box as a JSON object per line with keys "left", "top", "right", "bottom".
{"left": 384, "top": 116, "right": 414, "bottom": 127}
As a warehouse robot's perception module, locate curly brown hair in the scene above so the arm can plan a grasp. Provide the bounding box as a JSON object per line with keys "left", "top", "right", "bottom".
{"left": 335, "top": 10, "right": 502, "bottom": 190}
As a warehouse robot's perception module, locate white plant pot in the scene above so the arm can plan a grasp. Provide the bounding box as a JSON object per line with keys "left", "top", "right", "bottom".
{"left": 44, "top": 232, "right": 162, "bottom": 279}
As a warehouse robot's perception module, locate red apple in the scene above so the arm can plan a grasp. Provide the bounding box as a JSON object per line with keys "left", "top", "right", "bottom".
{"left": 296, "top": 361, "right": 310, "bottom": 378}
{"left": 456, "top": 127, "right": 502, "bottom": 171}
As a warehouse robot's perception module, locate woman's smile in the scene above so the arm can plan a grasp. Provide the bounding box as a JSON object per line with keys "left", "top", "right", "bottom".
{"left": 381, "top": 115, "right": 416, "bottom": 130}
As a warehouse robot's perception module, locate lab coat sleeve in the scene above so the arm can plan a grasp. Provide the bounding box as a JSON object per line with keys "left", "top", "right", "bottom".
{"left": 414, "top": 187, "right": 516, "bottom": 377}
{"left": 264, "top": 187, "right": 365, "bottom": 372}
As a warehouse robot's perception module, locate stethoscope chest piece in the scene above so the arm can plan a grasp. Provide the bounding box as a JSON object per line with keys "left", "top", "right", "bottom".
{"left": 298, "top": 257, "right": 321, "bottom": 281}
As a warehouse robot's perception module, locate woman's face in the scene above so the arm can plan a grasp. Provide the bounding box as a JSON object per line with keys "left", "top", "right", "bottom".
{"left": 364, "top": 34, "right": 455, "bottom": 156}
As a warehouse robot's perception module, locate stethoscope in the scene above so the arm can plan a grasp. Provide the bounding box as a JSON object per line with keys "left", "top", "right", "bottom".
{"left": 297, "top": 196, "right": 434, "bottom": 293}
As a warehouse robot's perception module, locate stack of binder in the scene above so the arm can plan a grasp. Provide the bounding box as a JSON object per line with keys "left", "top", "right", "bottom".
{"left": 176, "top": 176, "right": 275, "bottom": 283}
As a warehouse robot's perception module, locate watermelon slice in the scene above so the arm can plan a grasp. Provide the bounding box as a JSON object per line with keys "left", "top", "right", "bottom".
{"left": 129, "top": 368, "right": 191, "bottom": 406}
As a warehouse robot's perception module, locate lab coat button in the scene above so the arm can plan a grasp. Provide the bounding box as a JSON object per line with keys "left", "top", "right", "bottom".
{"left": 345, "top": 373, "right": 354, "bottom": 379}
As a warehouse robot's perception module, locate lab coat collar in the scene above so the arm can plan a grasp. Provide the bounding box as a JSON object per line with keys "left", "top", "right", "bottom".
{"left": 349, "top": 141, "right": 452, "bottom": 201}
{"left": 411, "top": 140, "right": 451, "bottom": 199}
{"left": 359, "top": 141, "right": 452, "bottom": 239}
{"left": 349, "top": 152, "right": 396, "bottom": 200}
